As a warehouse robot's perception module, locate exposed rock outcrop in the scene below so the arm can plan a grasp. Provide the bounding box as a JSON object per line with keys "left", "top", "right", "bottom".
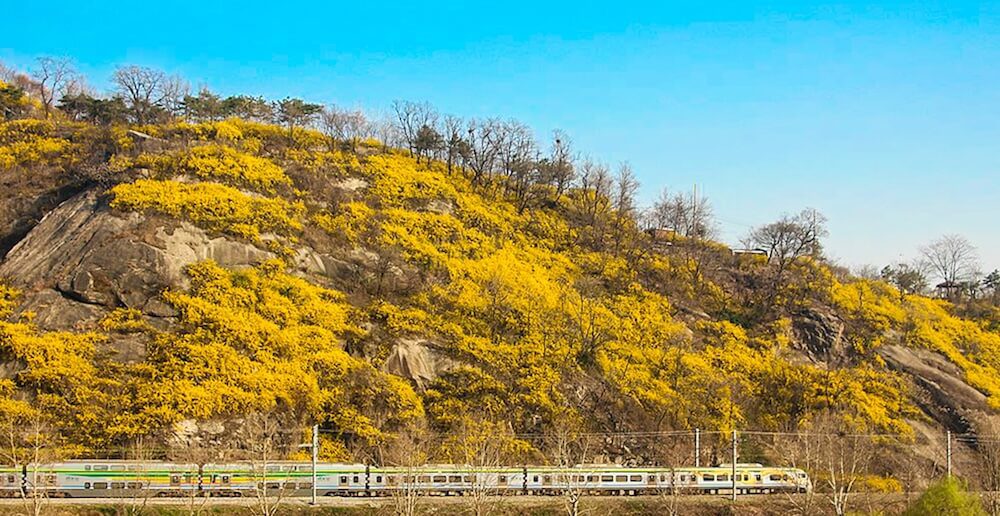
{"left": 791, "top": 308, "right": 848, "bottom": 365}
{"left": 0, "top": 189, "right": 275, "bottom": 329}
{"left": 879, "top": 344, "right": 989, "bottom": 434}
{"left": 383, "top": 338, "right": 456, "bottom": 389}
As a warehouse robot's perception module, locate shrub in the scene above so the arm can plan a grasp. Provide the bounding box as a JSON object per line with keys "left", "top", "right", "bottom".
{"left": 904, "top": 477, "right": 985, "bottom": 516}
{"left": 109, "top": 179, "right": 304, "bottom": 239}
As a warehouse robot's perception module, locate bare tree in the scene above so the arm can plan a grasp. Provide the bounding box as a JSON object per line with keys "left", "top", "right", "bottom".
{"left": 919, "top": 234, "right": 980, "bottom": 286}
{"left": 321, "top": 105, "right": 369, "bottom": 151}
{"left": 548, "top": 423, "right": 594, "bottom": 516}
{"left": 30, "top": 56, "right": 77, "bottom": 118}
{"left": 742, "top": 208, "right": 828, "bottom": 316}
{"left": 382, "top": 429, "right": 432, "bottom": 516}
{"left": 973, "top": 417, "right": 1000, "bottom": 515}
{"left": 113, "top": 65, "right": 188, "bottom": 124}
{"left": 245, "top": 412, "right": 291, "bottom": 516}
{"left": 444, "top": 421, "right": 512, "bottom": 516}
{"left": 541, "top": 130, "right": 575, "bottom": 198}
{"left": 465, "top": 118, "right": 503, "bottom": 186}
{"left": 649, "top": 187, "right": 717, "bottom": 240}
{"left": 392, "top": 100, "right": 438, "bottom": 156}
{"left": 442, "top": 115, "right": 468, "bottom": 175}
{"left": 115, "top": 436, "right": 155, "bottom": 516}
{"left": 609, "top": 162, "right": 640, "bottom": 255}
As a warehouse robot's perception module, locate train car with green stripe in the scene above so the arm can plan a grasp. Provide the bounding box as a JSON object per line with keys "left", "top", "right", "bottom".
{"left": 24, "top": 461, "right": 198, "bottom": 498}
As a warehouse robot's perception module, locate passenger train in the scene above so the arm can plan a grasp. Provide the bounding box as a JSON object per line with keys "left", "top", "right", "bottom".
{"left": 0, "top": 461, "right": 810, "bottom": 498}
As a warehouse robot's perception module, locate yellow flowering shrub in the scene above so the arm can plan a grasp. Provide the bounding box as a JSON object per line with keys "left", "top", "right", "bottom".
{"left": 109, "top": 179, "right": 304, "bottom": 239}
{"left": 0, "top": 119, "right": 74, "bottom": 170}
{"left": 152, "top": 260, "right": 422, "bottom": 441}
{"left": 118, "top": 144, "right": 290, "bottom": 192}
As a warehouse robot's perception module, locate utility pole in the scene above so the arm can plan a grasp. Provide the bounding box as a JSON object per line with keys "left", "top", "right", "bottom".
{"left": 946, "top": 430, "right": 952, "bottom": 477}
{"left": 695, "top": 429, "right": 701, "bottom": 468}
{"left": 312, "top": 424, "right": 319, "bottom": 505}
{"left": 731, "top": 430, "right": 738, "bottom": 502}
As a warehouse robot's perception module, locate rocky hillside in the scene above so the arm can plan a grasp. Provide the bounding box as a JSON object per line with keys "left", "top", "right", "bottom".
{"left": 1, "top": 111, "right": 999, "bottom": 478}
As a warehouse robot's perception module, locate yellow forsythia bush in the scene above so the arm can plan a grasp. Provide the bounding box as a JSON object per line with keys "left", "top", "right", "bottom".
{"left": 109, "top": 179, "right": 304, "bottom": 239}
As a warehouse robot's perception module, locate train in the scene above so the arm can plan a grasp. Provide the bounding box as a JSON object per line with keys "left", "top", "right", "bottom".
{"left": 0, "top": 461, "right": 810, "bottom": 498}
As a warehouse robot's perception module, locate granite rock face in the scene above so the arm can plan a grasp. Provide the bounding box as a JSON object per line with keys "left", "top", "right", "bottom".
{"left": 0, "top": 189, "right": 274, "bottom": 329}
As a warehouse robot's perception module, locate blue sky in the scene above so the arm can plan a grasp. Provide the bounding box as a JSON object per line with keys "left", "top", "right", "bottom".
{"left": 3, "top": 1, "right": 998, "bottom": 271}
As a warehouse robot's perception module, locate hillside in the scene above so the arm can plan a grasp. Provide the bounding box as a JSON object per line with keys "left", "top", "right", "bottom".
{"left": 1, "top": 93, "right": 1000, "bottom": 485}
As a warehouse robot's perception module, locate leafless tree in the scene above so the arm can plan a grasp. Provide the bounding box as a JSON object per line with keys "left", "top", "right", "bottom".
{"left": 651, "top": 435, "right": 695, "bottom": 516}
{"left": 742, "top": 208, "right": 828, "bottom": 316}
{"left": 744, "top": 208, "right": 827, "bottom": 265}
{"left": 465, "top": 118, "right": 503, "bottom": 186}
{"left": 972, "top": 417, "right": 1000, "bottom": 515}
{"left": 30, "top": 56, "right": 77, "bottom": 118}
{"left": 0, "top": 61, "right": 16, "bottom": 83}
{"left": 609, "top": 162, "right": 640, "bottom": 255}
{"left": 115, "top": 436, "right": 155, "bottom": 516}
{"left": 494, "top": 119, "right": 536, "bottom": 199}
{"left": 112, "top": 65, "right": 188, "bottom": 124}
{"left": 320, "top": 104, "right": 370, "bottom": 151}
{"left": 245, "top": 412, "right": 291, "bottom": 516}
{"left": 548, "top": 424, "right": 594, "bottom": 516}
{"left": 442, "top": 115, "right": 468, "bottom": 175}
{"left": 649, "top": 187, "right": 717, "bottom": 240}
{"left": 20, "top": 415, "right": 58, "bottom": 516}
{"left": 541, "top": 130, "right": 575, "bottom": 198}
{"left": 442, "top": 421, "right": 512, "bottom": 516}
{"left": 382, "top": 428, "right": 432, "bottom": 516}
{"left": 391, "top": 100, "right": 438, "bottom": 156}
{"left": 919, "top": 234, "right": 980, "bottom": 286}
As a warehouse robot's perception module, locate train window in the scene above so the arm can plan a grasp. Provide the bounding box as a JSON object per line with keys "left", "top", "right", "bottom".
{"left": 5, "top": 474, "right": 13, "bottom": 484}
{"left": 339, "top": 475, "right": 348, "bottom": 485}
{"left": 588, "top": 475, "right": 598, "bottom": 482}
{"left": 387, "top": 476, "right": 397, "bottom": 485}
{"left": 755, "top": 474, "right": 762, "bottom": 481}
{"left": 433, "top": 475, "right": 446, "bottom": 483}
{"left": 300, "top": 482, "right": 313, "bottom": 490}
{"left": 718, "top": 474, "right": 729, "bottom": 482}
{"left": 614, "top": 475, "right": 626, "bottom": 482}
{"left": 266, "top": 482, "right": 280, "bottom": 490}
{"left": 449, "top": 475, "right": 461, "bottom": 483}
{"left": 170, "top": 475, "right": 181, "bottom": 486}
{"left": 353, "top": 475, "right": 360, "bottom": 483}
{"left": 703, "top": 474, "right": 715, "bottom": 481}
{"left": 376, "top": 476, "right": 383, "bottom": 483}
{"left": 601, "top": 475, "right": 613, "bottom": 482}
{"left": 629, "top": 475, "right": 641, "bottom": 482}
{"left": 94, "top": 482, "right": 108, "bottom": 489}
{"left": 464, "top": 476, "right": 472, "bottom": 483}
{"left": 84, "top": 482, "right": 91, "bottom": 489}
{"left": 222, "top": 475, "right": 231, "bottom": 485}
{"left": 499, "top": 475, "right": 507, "bottom": 485}
{"left": 647, "top": 476, "right": 656, "bottom": 484}
{"left": 93, "top": 465, "right": 108, "bottom": 471}
{"left": 543, "top": 475, "right": 552, "bottom": 485}
{"left": 110, "top": 482, "right": 125, "bottom": 489}
{"left": 110, "top": 465, "right": 125, "bottom": 471}
{"left": 84, "top": 465, "right": 92, "bottom": 471}
{"left": 127, "top": 482, "right": 142, "bottom": 489}
{"left": 769, "top": 474, "right": 782, "bottom": 481}
{"left": 127, "top": 465, "right": 138, "bottom": 471}
{"left": 798, "top": 473, "right": 807, "bottom": 478}
{"left": 533, "top": 476, "right": 539, "bottom": 482}
{"left": 419, "top": 475, "right": 432, "bottom": 483}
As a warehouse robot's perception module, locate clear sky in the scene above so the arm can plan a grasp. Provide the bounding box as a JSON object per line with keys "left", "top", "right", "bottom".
{"left": 2, "top": 1, "right": 998, "bottom": 271}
